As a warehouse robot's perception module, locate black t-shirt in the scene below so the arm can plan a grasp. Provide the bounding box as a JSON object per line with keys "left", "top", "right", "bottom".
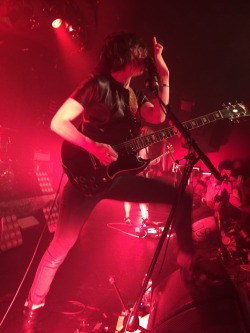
{"left": 71, "top": 74, "right": 148, "bottom": 144}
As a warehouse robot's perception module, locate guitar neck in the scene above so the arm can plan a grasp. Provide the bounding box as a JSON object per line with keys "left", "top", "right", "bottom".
{"left": 115, "top": 109, "right": 224, "bottom": 154}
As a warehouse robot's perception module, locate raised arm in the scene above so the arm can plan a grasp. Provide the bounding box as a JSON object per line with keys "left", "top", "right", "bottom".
{"left": 140, "top": 36, "right": 170, "bottom": 124}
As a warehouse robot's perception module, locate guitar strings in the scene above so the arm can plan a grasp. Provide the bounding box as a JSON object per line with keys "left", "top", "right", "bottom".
{"left": 111, "top": 107, "right": 234, "bottom": 153}
{"left": 112, "top": 126, "right": 175, "bottom": 153}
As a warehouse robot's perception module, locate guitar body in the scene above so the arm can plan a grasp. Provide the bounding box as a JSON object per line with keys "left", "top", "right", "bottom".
{"left": 61, "top": 140, "right": 150, "bottom": 197}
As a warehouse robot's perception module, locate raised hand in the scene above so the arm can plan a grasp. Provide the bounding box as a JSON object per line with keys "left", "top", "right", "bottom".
{"left": 153, "top": 36, "right": 169, "bottom": 81}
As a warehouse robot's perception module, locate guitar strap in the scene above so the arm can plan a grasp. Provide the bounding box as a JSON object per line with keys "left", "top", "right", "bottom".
{"left": 128, "top": 86, "right": 138, "bottom": 120}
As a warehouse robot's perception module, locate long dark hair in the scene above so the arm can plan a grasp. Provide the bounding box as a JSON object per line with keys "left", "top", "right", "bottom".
{"left": 95, "top": 31, "right": 148, "bottom": 74}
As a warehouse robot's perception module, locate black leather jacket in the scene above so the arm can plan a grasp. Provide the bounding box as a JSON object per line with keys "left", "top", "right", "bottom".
{"left": 71, "top": 74, "right": 148, "bottom": 144}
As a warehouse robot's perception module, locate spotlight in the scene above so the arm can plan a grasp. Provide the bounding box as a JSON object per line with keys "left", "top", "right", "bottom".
{"left": 67, "top": 24, "right": 74, "bottom": 32}
{"left": 52, "top": 18, "right": 62, "bottom": 29}
{"left": 65, "top": 22, "right": 81, "bottom": 38}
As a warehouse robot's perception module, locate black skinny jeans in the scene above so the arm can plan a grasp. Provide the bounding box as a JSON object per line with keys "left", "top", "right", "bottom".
{"left": 28, "top": 175, "right": 193, "bottom": 305}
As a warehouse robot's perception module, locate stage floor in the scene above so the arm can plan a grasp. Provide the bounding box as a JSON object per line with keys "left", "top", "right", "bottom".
{"left": 0, "top": 199, "right": 250, "bottom": 332}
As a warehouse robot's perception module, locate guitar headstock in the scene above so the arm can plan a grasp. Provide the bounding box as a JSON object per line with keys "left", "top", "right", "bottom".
{"left": 221, "top": 102, "right": 249, "bottom": 122}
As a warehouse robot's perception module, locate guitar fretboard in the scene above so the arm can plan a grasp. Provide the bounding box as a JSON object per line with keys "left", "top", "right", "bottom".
{"left": 114, "top": 110, "right": 223, "bottom": 154}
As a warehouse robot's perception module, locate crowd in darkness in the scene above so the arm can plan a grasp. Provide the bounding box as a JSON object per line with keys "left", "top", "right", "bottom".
{"left": 188, "top": 157, "right": 250, "bottom": 264}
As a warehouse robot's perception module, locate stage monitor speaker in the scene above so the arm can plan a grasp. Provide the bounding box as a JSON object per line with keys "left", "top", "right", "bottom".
{"left": 148, "top": 259, "right": 250, "bottom": 333}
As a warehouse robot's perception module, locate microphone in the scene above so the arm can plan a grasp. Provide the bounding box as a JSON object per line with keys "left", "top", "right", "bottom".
{"left": 144, "top": 56, "right": 159, "bottom": 95}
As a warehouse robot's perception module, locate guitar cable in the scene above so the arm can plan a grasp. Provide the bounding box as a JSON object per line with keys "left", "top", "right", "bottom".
{"left": 0, "top": 170, "right": 65, "bottom": 329}
{"left": 107, "top": 222, "right": 148, "bottom": 238}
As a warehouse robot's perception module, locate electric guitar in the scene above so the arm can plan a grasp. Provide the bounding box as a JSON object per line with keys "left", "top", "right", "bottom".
{"left": 61, "top": 102, "right": 249, "bottom": 197}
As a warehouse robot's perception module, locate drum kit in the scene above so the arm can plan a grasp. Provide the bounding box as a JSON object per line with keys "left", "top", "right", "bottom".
{"left": 0, "top": 125, "right": 15, "bottom": 194}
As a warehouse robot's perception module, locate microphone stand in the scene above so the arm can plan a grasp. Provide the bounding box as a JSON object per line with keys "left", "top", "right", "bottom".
{"left": 122, "top": 88, "right": 222, "bottom": 332}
